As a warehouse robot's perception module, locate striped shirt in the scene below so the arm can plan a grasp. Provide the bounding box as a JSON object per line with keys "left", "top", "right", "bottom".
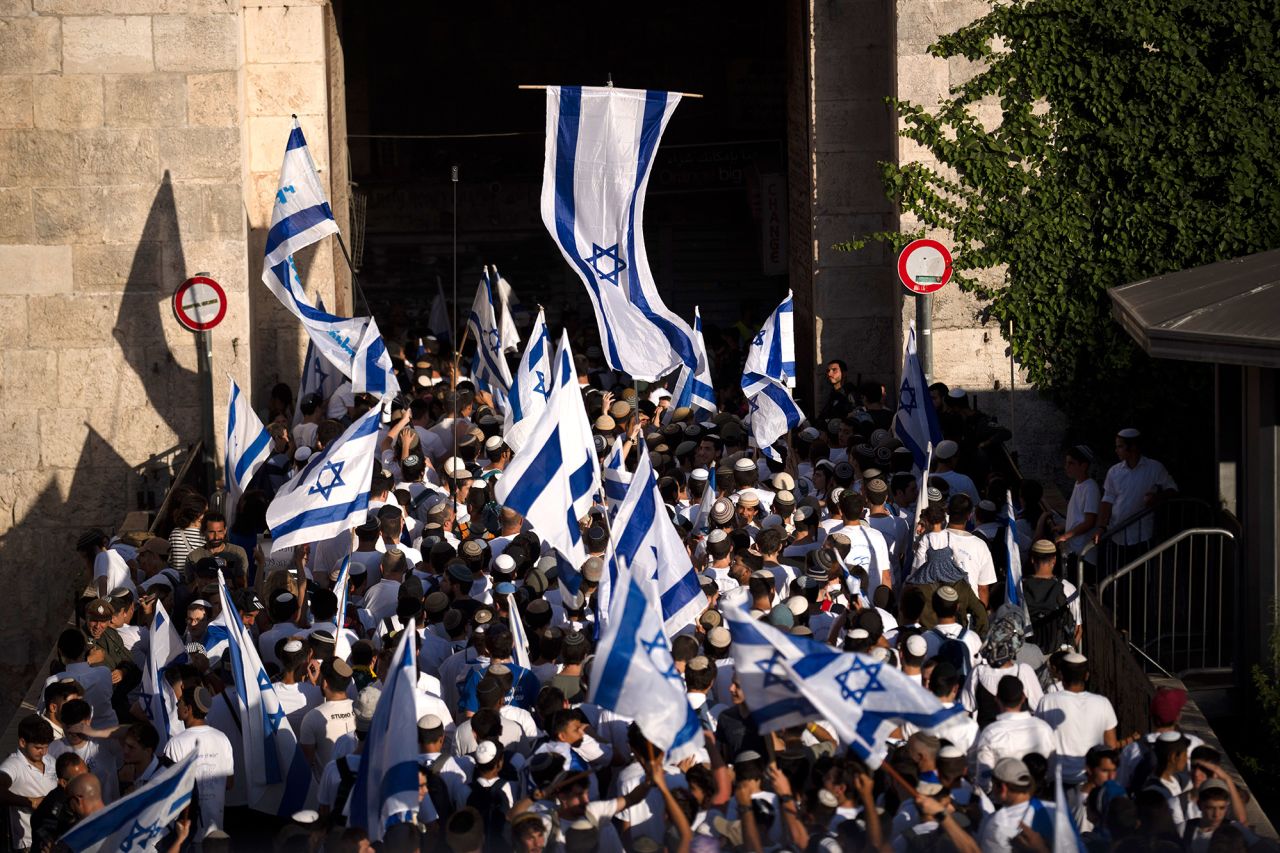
{"left": 168, "top": 527, "right": 206, "bottom": 576}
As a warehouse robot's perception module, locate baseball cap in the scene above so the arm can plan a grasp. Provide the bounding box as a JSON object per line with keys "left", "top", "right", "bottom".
{"left": 354, "top": 686, "right": 381, "bottom": 731}
{"left": 992, "top": 757, "right": 1032, "bottom": 786}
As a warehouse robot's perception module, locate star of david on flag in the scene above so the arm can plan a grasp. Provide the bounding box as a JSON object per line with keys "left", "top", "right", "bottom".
{"left": 742, "top": 290, "right": 796, "bottom": 394}
{"left": 504, "top": 307, "right": 553, "bottom": 453}
{"left": 893, "top": 321, "right": 942, "bottom": 473}
{"left": 586, "top": 242, "right": 627, "bottom": 285}
{"left": 307, "top": 460, "right": 346, "bottom": 500}
{"left": 834, "top": 657, "right": 887, "bottom": 704}
{"left": 467, "top": 267, "right": 514, "bottom": 412}
{"left": 57, "top": 753, "right": 199, "bottom": 853}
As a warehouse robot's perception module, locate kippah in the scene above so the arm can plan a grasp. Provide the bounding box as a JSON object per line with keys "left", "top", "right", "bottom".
{"left": 1117, "top": 427, "right": 1141, "bottom": 439}
{"left": 936, "top": 585, "right": 959, "bottom": 602}
{"left": 418, "top": 714, "right": 444, "bottom": 731}
{"left": 474, "top": 741, "right": 499, "bottom": 764}
{"left": 283, "top": 639, "right": 304, "bottom": 653}
{"left": 906, "top": 634, "right": 928, "bottom": 657}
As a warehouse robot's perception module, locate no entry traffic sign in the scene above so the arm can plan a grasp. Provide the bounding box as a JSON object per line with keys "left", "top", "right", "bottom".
{"left": 173, "top": 276, "right": 227, "bottom": 332}
{"left": 897, "top": 239, "right": 953, "bottom": 294}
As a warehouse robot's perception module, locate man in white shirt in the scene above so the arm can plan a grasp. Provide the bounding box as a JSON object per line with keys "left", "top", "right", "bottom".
{"left": 912, "top": 495, "right": 998, "bottom": 604}
{"left": 970, "top": 676, "right": 1055, "bottom": 790}
{"left": 1096, "top": 427, "right": 1178, "bottom": 552}
{"left": 865, "top": 478, "right": 910, "bottom": 584}
{"left": 300, "top": 659, "right": 357, "bottom": 779}
{"left": 0, "top": 715, "right": 58, "bottom": 850}
{"left": 361, "top": 549, "right": 408, "bottom": 624}
{"left": 977, "top": 757, "right": 1057, "bottom": 852}
{"left": 77, "top": 529, "right": 136, "bottom": 598}
{"left": 899, "top": 661, "right": 979, "bottom": 754}
{"left": 1034, "top": 652, "right": 1118, "bottom": 784}
{"left": 931, "top": 440, "right": 980, "bottom": 504}
{"left": 921, "top": 587, "right": 983, "bottom": 667}
{"left": 830, "top": 492, "right": 893, "bottom": 592}
{"left": 161, "top": 686, "right": 235, "bottom": 841}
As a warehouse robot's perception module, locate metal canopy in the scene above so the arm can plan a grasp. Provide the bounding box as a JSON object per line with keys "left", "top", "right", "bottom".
{"left": 1109, "top": 249, "right": 1280, "bottom": 368}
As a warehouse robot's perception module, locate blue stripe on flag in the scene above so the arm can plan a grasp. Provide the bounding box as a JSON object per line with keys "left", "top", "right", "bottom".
{"left": 748, "top": 697, "right": 815, "bottom": 728}
{"left": 265, "top": 203, "right": 335, "bottom": 259}
{"left": 502, "top": 426, "right": 564, "bottom": 514}
{"left": 271, "top": 495, "right": 370, "bottom": 539}
{"left": 659, "top": 571, "right": 703, "bottom": 619}
{"left": 285, "top": 126, "right": 307, "bottom": 150}
{"left": 235, "top": 428, "right": 272, "bottom": 486}
{"left": 592, "top": 583, "right": 647, "bottom": 708}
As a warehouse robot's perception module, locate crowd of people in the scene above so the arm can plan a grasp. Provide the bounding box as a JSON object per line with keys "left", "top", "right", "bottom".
{"left": 0, "top": 322, "right": 1265, "bottom": 853}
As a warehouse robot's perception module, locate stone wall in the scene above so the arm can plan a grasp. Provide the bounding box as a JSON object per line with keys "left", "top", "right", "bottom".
{"left": 0, "top": 0, "right": 346, "bottom": 718}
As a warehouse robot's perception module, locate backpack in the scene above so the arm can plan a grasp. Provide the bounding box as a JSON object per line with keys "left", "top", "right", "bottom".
{"left": 465, "top": 772, "right": 515, "bottom": 841}
{"left": 933, "top": 626, "right": 974, "bottom": 681}
{"left": 974, "top": 528, "right": 1008, "bottom": 611}
{"left": 1023, "top": 576, "right": 1075, "bottom": 652}
{"left": 1127, "top": 737, "right": 1158, "bottom": 794}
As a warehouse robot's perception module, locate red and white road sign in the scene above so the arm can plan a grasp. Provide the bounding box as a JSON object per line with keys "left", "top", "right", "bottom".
{"left": 897, "top": 239, "right": 953, "bottom": 294}
{"left": 172, "top": 276, "right": 227, "bottom": 332}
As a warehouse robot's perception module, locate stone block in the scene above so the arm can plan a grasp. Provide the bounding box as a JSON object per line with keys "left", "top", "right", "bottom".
{"left": 104, "top": 73, "right": 185, "bottom": 127}
{"left": 245, "top": 62, "right": 326, "bottom": 117}
{"left": 245, "top": 168, "right": 279, "bottom": 227}
{"left": 75, "top": 127, "right": 160, "bottom": 184}
{"left": 248, "top": 114, "right": 324, "bottom": 174}
{"left": 813, "top": 97, "right": 894, "bottom": 155}
{"left": 0, "top": 0, "right": 33, "bottom": 14}
{"left": 0, "top": 410, "right": 39, "bottom": 483}
{"left": 152, "top": 14, "right": 238, "bottom": 72}
{"left": 0, "top": 296, "right": 27, "bottom": 347}
{"left": 73, "top": 241, "right": 163, "bottom": 291}
{"left": 0, "top": 76, "right": 33, "bottom": 129}
{"left": 157, "top": 126, "right": 240, "bottom": 180}
{"left": 898, "top": 54, "right": 950, "bottom": 108}
{"left": 814, "top": 152, "right": 895, "bottom": 214}
{"left": 0, "top": 17, "right": 60, "bottom": 75}
{"left": 98, "top": 182, "right": 182, "bottom": 246}
{"left": 33, "top": 75, "right": 103, "bottom": 130}
{"left": 63, "top": 16, "right": 153, "bottom": 74}
{"left": 0, "top": 244, "right": 72, "bottom": 294}
{"left": 35, "top": 0, "right": 166, "bottom": 12}
{"left": 201, "top": 184, "right": 244, "bottom": 237}
{"left": 813, "top": 212, "right": 894, "bottom": 269}
{"left": 159, "top": 237, "right": 246, "bottom": 293}
{"left": 33, "top": 186, "right": 102, "bottom": 243}
{"left": 0, "top": 128, "right": 76, "bottom": 186}
{"left": 0, "top": 187, "right": 34, "bottom": 242}
{"left": 186, "top": 71, "right": 236, "bottom": 127}
{"left": 27, "top": 293, "right": 122, "bottom": 347}
{"left": 244, "top": 3, "right": 323, "bottom": 65}
{"left": 0, "top": 349, "right": 57, "bottom": 411}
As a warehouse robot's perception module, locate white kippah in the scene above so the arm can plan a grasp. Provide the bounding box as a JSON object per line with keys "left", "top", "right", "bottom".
{"left": 474, "top": 741, "right": 499, "bottom": 764}
{"left": 906, "top": 634, "right": 928, "bottom": 657}
{"left": 1118, "top": 427, "right": 1141, "bottom": 439}
{"left": 283, "top": 639, "right": 303, "bottom": 653}
{"left": 690, "top": 468, "right": 709, "bottom": 482}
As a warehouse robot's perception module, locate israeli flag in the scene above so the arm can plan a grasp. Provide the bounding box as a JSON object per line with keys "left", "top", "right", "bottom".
{"left": 540, "top": 85, "right": 698, "bottom": 382}
{"left": 741, "top": 291, "right": 795, "bottom": 395}
{"left": 589, "top": 568, "right": 702, "bottom": 762}
{"left": 265, "top": 407, "right": 381, "bottom": 553}
{"left": 671, "top": 305, "right": 717, "bottom": 419}
{"left": 504, "top": 307, "right": 552, "bottom": 453}
{"left": 609, "top": 443, "right": 706, "bottom": 636}
{"left": 58, "top": 753, "right": 198, "bottom": 853}
{"left": 217, "top": 572, "right": 313, "bottom": 816}
{"left": 507, "top": 593, "right": 533, "bottom": 670}
{"left": 350, "top": 620, "right": 420, "bottom": 840}
{"left": 1054, "top": 765, "right": 1087, "bottom": 852}
{"left": 140, "top": 601, "right": 184, "bottom": 748}
{"left": 691, "top": 465, "right": 717, "bottom": 536}
{"left": 893, "top": 322, "right": 943, "bottom": 472}
{"left": 332, "top": 555, "right": 353, "bottom": 660}
{"left": 495, "top": 330, "right": 601, "bottom": 568}
{"left": 262, "top": 118, "right": 396, "bottom": 399}
{"left": 225, "top": 377, "right": 271, "bottom": 527}
{"left": 601, "top": 436, "right": 631, "bottom": 516}
{"left": 745, "top": 377, "right": 804, "bottom": 462}
{"left": 468, "top": 267, "right": 515, "bottom": 411}
{"left": 428, "top": 281, "right": 452, "bottom": 344}
{"left": 491, "top": 265, "right": 522, "bottom": 353}
{"left": 1004, "top": 489, "right": 1031, "bottom": 625}
{"left": 762, "top": 627, "right": 964, "bottom": 766}
{"left": 292, "top": 295, "right": 343, "bottom": 426}
{"left": 721, "top": 603, "right": 820, "bottom": 732}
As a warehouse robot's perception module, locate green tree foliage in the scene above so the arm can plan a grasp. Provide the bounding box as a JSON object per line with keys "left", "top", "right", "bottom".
{"left": 840, "top": 0, "right": 1280, "bottom": 421}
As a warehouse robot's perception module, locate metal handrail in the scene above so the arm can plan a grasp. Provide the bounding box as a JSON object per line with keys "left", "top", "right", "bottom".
{"left": 1098, "top": 527, "right": 1235, "bottom": 595}
{"left": 1079, "top": 496, "right": 1216, "bottom": 564}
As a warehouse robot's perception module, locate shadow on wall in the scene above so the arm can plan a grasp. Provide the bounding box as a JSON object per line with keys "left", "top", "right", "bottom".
{"left": 0, "top": 173, "right": 200, "bottom": 726}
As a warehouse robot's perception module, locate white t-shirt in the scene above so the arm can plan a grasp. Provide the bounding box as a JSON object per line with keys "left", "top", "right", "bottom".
{"left": 612, "top": 761, "right": 690, "bottom": 844}
{"left": 299, "top": 699, "right": 356, "bottom": 774}
{"left": 56, "top": 662, "right": 118, "bottom": 729}
{"left": 162, "top": 724, "right": 236, "bottom": 839}
{"left": 971, "top": 712, "right": 1056, "bottom": 786}
{"left": 326, "top": 381, "right": 355, "bottom": 419}
{"left": 317, "top": 753, "right": 361, "bottom": 817}
{"left": 831, "top": 523, "right": 893, "bottom": 591}
{"left": 922, "top": 623, "right": 983, "bottom": 668}
{"left": 94, "top": 548, "right": 135, "bottom": 594}
{"left": 1102, "top": 456, "right": 1177, "bottom": 545}
{"left": 1035, "top": 690, "right": 1117, "bottom": 783}
{"left": 50, "top": 736, "right": 121, "bottom": 804}
{"left": 962, "top": 662, "right": 1044, "bottom": 717}
{"left": 913, "top": 530, "right": 998, "bottom": 593}
{"left": 1064, "top": 478, "right": 1101, "bottom": 558}
{"left": 0, "top": 751, "right": 56, "bottom": 849}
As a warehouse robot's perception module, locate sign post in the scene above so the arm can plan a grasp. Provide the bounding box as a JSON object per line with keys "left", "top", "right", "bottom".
{"left": 897, "top": 239, "right": 954, "bottom": 382}
{"left": 173, "top": 276, "right": 227, "bottom": 496}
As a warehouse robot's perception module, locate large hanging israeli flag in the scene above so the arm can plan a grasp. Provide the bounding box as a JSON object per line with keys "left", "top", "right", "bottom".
{"left": 742, "top": 291, "right": 795, "bottom": 395}
{"left": 745, "top": 376, "right": 804, "bottom": 462}
{"left": 468, "top": 267, "right": 515, "bottom": 411}
{"left": 140, "top": 601, "right": 184, "bottom": 749}
{"left": 217, "top": 573, "right": 313, "bottom": 816}
{"left": 608, "top": 444, "right": 706, "bottom": 636}
{"left": 495, "top": 330, "right": 601, "bottom": 568}
{"left": 225, "top": 377, "right": 271, "bottom": 526}
{"left": 671, "top": 305, "right": 718, "bottom": 419}
{"left": 265, "top": 407, "right": 380, "bottom": 552}
{"left": 721, "top": 603, "right": 820, "bottom": 732}
{"left": 291, "top": 295, "right": 343, "bottom": 425}
{"left": 504, "top": 307, "right": 552, "bottom": 452}
{"left": 601, "top": 436, "right": 631, "bottom": 516}
{"left": 58, "top": 753, "right": 198, "bottom": 853}
{"left": 262, "top": 118, "right": 397, "bottom": 399}
{"left": 350, "top": 620, "right": 420, "bottom": 840}
{"left": 893, "top": 322, "right": 943, "bottom": 472}
{"left": 589, "top": 569, "right": 702, "bottom": 762}
{"left": 540, "top": 85, "right": 698, "bottom": 382}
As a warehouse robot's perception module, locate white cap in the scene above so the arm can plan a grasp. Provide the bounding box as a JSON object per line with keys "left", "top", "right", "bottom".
{"left": 442, "top": 457, "right": 470, "bottom": 479}
{"left": 493, "top": 554, "right": 516, "bottom": 573}
{"left": 935, "top": 439, "right": 960, "bottom": 460}
{"left": 690, "top": 468, "right": 709, "bottom": 482}
{"left": 849, "top": 628, "right": 870, "bottom": 640}
{"left": 1118, "top": 427, "right": 1141, "bottom": 439}
{"left": 417, "top": 714, "right": 443, "bottom": 730}
{"left": 475, "top": 741, "right": 500, "bottom": 764}
{"left": 1063, "top": 651, "right": 1087, "bottom": 664}
{"left": 294, "top": 446, "right": 313, "bottom": 463}
{"left": 947, "top": 387, "right": 966, "bottom": 399}
{"left": 906, "top": 634, "right": 928, "bottom": 657}
{"left": 282, "top": 639, "right": 304, "bottom": 653}
{"left": 786, "top": 595, "right": 808, "bottom": 616}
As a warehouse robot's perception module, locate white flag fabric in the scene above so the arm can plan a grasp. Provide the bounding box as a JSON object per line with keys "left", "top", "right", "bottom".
{"left": 291, "top": 295, "right": 343, "bottom": 426}
{"left": 261, "top": 118, "right": 396, "bottom": 399}
{"left": 1054, "top": 765, "right": 1086, "bottom": 852}
{"left": 495, "top": 330, "right": 600, "bottom": 568}
{"left": 1003, "top": 489, "right": 1032, "bottom": 625}
{"left": 608, "top": 444, "right": 706, "bottom": 636}
{"left": 589, "top": 567, "right": 702, "bottom": 762}
{"left": 507, "top": 593, "right": 533, "bottom": 670}
{"left": 691, "top": 465, "right": 718, "bottom": 537}
{"left": 671, "top": 305, "right": 718, "bottom": 419}
{"left": 265, "top": 407, "right": 380, "bottom": 553}
{"left": 217, "top": 573, "right": 313, "bottom": 816}
{"left": 503, "top": 307, "right": 553, "bottom": 452}
{"left": 745, "top": 376, "right": 804, "bottom": 462}
{"left": 467, "top": 267, "right": 515, "bottom": 410}
{"left": 491, "top": 264, "right": 522, "bottom": 353}
{"left": 58, "top": 753, "right": 198, "bottom": 852}
{"left": 601, "top": 436, "right": 631, "bottom": 517}
{"left": 540, "top": 85, "right": 699, "bottom": 381}
{"left": 332, "top": 555, "right": 353, "bottom": 660}
{"left": 350, "top": 620, "right": 420, "bottom": 840}
{"left": 721, "top": 603, "right": 820, "bottom": 733}
{"left": 741, "top": 291, "right": 795, "bottom": 394}
{"left": 894, "top": 321, "right": 943, "bottom": 472}
{"left": 224, "top": 377, "right": 271, "bottom": 527}
{"left": 140, "top": 601, "right": 184, "bottom": 748}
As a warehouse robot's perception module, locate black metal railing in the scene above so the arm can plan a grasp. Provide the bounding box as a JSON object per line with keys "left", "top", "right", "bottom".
{"left": 1082, "top": 585, "right": 1159, "bottom": 737}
